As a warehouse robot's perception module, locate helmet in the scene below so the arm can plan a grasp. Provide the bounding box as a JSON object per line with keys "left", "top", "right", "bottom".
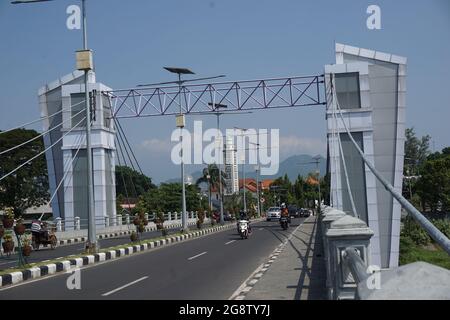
{"left": 281, "top": 203, "right": 286, "bottom": 208}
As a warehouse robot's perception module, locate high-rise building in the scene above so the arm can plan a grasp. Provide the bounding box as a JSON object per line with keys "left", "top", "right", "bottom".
{"left": 224, "top": 136, "right": 239, "bottom": 195}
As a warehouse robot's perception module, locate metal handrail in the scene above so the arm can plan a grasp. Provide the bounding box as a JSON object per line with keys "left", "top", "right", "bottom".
{"left": 342, "top": 247, "right": 370, "bottom": 283}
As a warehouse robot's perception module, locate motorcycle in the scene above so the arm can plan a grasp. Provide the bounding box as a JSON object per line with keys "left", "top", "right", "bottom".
{"left": 280, "top": 216, "right": 289, "bottom": 230}
{"left": 238, "top": 220, "right": 250, "bottom": 239}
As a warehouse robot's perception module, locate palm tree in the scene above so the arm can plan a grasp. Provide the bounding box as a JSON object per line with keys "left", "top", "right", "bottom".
{"left": 196, "top": 164, "right": 227, "bottom": 212}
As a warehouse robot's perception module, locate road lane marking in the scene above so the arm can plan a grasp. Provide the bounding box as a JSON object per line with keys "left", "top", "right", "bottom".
{"left": 101, "top": 276, "right": 148, "bottom": 297}
{"left": 225, "top": 240, "right": 236, "bottom": 245}
{"left": 188, "top": 251, "right": 207, "bottom": 260}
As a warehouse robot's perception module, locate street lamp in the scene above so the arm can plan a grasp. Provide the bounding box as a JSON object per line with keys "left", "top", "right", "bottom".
{"left": 164, "top": 67, "right": 195, "bottom": 232}
{"left": 12, "top": 0, "right": 98, "bottom": 252}
{"left": 191, "top": 108, "right": 253, "bottom": 224}
{"left": 234, "top": 127, "right": 249, "bottom": 214}
{"left": 298, "top": 155, "right": 322, "bottom": 215}
{"left": 208, "top": 102, "right": 228, "bottom": 225}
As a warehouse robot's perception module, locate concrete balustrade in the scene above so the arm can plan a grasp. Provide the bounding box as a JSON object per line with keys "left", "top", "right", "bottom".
{"left": 321, "top": 205, "right": 450, "bottom": 300}
{"left": 55, "top": 217, "right": 62, "bottom": 232}
{"left": 74, "top": 216, "right": 81, "bottom": 231}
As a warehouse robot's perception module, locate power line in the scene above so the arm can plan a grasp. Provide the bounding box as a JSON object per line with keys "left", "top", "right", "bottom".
{"left": 0, "top": 115, "right": 87, "bottom": 182}
{"left": 0, "top": 105, "right": 86, "bottom": 156}
{"left": 0, "top": 100, "right": 86, "bottom": 136}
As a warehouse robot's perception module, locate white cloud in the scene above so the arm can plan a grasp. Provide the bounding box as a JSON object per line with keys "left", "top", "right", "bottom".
{"left": 140, "top": 138, "right": 172, "bottom": 153}
{"left": 278, "top": 135, "right": 326, "bottom": 158}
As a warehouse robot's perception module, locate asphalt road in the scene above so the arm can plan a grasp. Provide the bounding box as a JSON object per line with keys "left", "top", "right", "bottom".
{"left": 0, "top": 218, "right": 306, "bottom": 299}
{"left": 0, "top": 223, "right": 204, "bottom": 271}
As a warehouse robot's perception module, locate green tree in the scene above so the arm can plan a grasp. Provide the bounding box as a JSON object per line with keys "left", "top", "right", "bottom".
{"left": 404, "top": 127, "right": 431, "bottom": 175}
{"left": 115, "top": 165, "right": 155, "bottom": 198}
{"left": 416, "top": 151, "right": 450, "bottom": 212}
{"left": 140, "top": 183, "right": 203, "bottom": 213}
{"left": 0, "top": 129, "right": 49, "bottom": 217}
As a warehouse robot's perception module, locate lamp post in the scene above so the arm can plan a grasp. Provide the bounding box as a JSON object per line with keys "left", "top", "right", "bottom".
{"left": 298, "top": 155, "right": 322, "bottom": 215}
{"left": 254, "top": 165, "right": 261, "bottom": 217}
{"left": 12, "top": 0, "right": 98, "bottom": 252}
{"left": 234, "top": 127, "right": 249, "bottom": 213}
{"left": 164, "top": 67, "right": 195, "bottom": 232}
{"left": 208, "top": 103, "right": 228, "bottom": 225}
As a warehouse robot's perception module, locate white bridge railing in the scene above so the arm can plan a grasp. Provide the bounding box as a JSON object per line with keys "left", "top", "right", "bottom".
{"left": 52, "top": 211, "right": 203, "bottom": 232}
{"left": 321, "top": 205, "right": 450, "bottom": 300}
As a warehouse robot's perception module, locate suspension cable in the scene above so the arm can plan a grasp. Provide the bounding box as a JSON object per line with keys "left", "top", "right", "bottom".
{"left": 0, "top": 104, "right": 86, "bottom": 156}
{"left": 114, "top": 120, "right": 138, "bottom": 199}
{"left": 114, "top": 128, "right": 132, "bottom": 212}
{"left": 0, "top": 115, "right": 87, "bottom": 182}
{"left": 0, "top": 100, "right": 86, "bottom": 136}
{"left": 115, "top": 119, "right": 142, "bottom": 173}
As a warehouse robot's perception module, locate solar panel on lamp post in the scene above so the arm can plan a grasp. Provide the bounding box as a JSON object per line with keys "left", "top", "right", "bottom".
{"left": 164, "top": 67, "right": 195, "bottom": 232}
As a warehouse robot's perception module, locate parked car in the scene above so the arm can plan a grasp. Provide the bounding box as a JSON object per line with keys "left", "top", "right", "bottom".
{"left": 266, "top": 207, "right": 281, "bottom": 221}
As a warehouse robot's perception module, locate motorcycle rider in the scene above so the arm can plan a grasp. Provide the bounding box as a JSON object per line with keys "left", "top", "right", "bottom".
{"left": 31, "top": 219, "right": 48, "bottom": 241}
{"left": 238, "top": 210, "right": 252, "bottom": 234}
{"left": 280, "top": 203, "right": 290, "bottom": 226}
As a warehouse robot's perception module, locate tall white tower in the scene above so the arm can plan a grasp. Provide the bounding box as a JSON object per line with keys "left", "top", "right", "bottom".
{"left": 38, "top": 70, "right": 116, "bottom": 229}
{"left": 224, "top": 136, "right": 239, "bottom": 195}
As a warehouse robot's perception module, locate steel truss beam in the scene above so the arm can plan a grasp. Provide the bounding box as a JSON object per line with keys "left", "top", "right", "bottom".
{"left": 105, "top": 75, "right": 325, "bottom": 118}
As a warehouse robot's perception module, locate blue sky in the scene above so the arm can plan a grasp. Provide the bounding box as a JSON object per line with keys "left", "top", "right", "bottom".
{"left": 0, "top": 0, "right": 449, "bottom": 183}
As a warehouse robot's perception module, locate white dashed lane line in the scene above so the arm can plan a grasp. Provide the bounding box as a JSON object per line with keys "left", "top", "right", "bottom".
{"left": 102, "top": 276, "right": 149, "bottom": 297}
{"left": 188, "top": 252, "right": 207, "bottom": 261}
{"left": 225, "top": 240, "right": 236, "bottom": 245}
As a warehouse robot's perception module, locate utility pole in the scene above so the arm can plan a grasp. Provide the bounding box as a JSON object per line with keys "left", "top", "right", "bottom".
{"left": 255, "top": 165, "right": 260, "bottom": 217}
{"left": 81, "top": 0, "right": 97, "bottom": 252}
{"left": 164, "top": 67, "right": 195, "bottom": 232}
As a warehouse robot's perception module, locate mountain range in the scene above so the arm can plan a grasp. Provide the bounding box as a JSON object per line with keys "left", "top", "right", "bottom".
{"left": 163, "top": 154, "right": 326, "bottom": 184}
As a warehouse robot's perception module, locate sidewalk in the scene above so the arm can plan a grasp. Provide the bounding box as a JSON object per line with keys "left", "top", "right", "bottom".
{"left": 244, "top": 215, "right": 326, "bottom": 300}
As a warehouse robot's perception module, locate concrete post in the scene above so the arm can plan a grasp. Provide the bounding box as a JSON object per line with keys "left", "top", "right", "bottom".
{"left": 56, "top": 217, "right": 62, "bottom": 232}
{"left": 104, "top": 216, "right": 110, "bottom": 228}
{"left": 125, "top": 214, "right": 130, "bottom": 225}
{"left": 144, "top": 213, "right": 148, "bottom": 222}
{"left": 321, "top": 207, "right": 347, "bottom": 299}
{"left": 74, "top": 216, "right": 81, "bottom": 231}
{"left": 326, "top": 215, "right": 374, "bottom": 300}
{"left": 168, "top": 212, "right": 172, "bottom": 221}
{"left": 116, "top": 214, "right": 122, "bottom": 226}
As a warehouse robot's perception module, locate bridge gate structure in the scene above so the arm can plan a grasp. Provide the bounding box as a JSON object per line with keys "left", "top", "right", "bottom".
{"left": 38, "top": 42, "right": 406, "bottom": 268}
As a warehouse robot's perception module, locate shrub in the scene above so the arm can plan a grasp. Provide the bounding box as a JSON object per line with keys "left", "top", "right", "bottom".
{"left": 401, "top": 216, "right": 430, "bottom": 246}
{"left": 431, "top": 219, "right": 450, "bottom": 238}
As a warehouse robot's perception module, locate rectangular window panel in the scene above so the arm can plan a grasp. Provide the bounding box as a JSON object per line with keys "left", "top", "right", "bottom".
{"left": 335, "top": 73, "right": 361, "bottom": 109}
{"left": 71, "top": 93, "right": 86, "bottom": 128}
{"left": 339, "top": 132, "right": 368, "bottom": 222}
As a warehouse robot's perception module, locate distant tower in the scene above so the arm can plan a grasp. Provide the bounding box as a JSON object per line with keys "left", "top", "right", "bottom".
{"left": 224, "top": 136, "right": 239, "bottom": 195}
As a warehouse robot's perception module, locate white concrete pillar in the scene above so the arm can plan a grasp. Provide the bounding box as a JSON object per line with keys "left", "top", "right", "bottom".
{"left": 116, "top": 214, "right": 122, "bottom": 226}
{"left": 125, "top": 214, "right": 130, "bottom": 225}
{"left": 56, "top": 217, "right": 62, "bottom": 232}
{"left": 74, "top": 216, "right": 81, "bottom": 230}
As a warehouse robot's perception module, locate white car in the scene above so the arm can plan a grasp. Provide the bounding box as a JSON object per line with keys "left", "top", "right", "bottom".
{"left": 266, "top": 207, "right": 281, "bottom": 221}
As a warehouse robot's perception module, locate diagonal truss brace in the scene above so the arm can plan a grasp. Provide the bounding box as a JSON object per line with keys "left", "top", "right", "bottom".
{"left": 105, "top": 75, "right": 325, "bottom": 118}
